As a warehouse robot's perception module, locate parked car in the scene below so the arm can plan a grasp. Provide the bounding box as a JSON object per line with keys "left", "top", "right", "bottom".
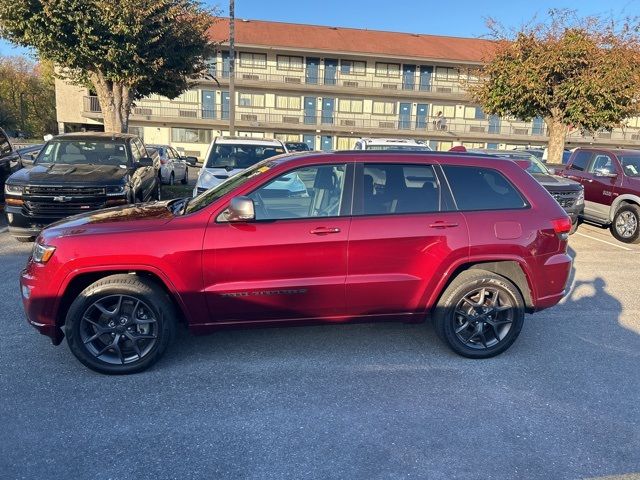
{"left": 4, "top": 132, "right": 160, "bottom": 242}
{"left": 470, "top": 149, "right": 584, "bottom": 232}
{"left": 21, "top": 151, "right": 572, "bottom": 374}
{"left": 558, "top": 147, "right": 640, "bottom": 243}
{"left": 146, "top": 144, "right": 195, "bottom": 185}
{"left": 285, "top": 142, "right": 311, "bottom": 152}
{"left": 194, "top": 137, "right": 287, "bottom": 196}
{"left": 353, "top": 138, "right": 432, "bottom": 151}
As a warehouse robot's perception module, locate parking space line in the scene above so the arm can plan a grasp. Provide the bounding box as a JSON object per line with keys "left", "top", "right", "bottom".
{"left": 575, "top": 231, "right": 633, "bottom": 251}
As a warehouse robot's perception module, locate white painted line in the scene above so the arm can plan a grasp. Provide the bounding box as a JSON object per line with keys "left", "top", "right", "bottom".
{"left": 575, "top": 231, "right": 633, "bottom": 251}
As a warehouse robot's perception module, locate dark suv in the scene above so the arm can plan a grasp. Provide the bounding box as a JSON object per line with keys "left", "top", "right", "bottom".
{"left": 21, "top": 152, "right": 572, "bottom": 374}
{"left": 4, "top": 132, "right": 160, "bottom": 242}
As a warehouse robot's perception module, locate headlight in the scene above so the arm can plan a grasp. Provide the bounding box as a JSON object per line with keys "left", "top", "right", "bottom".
{"left": 4, "top": 184, "right": 23, "bottom": 196}
{"left": 32, "top": 243, "right": 56, "bottom": 264}
{"left": 576, "top": 188, "right": 584, "bottom": 205}
{"left": 106, "top": 185, "right": 126, "bottom": 196}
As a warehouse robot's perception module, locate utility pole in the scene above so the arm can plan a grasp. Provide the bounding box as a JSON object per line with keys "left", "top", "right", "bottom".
{"left": 228, "top": 0, "right": 236, "bottom": 136}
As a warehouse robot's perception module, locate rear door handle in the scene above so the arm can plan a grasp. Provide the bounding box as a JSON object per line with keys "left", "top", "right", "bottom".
{"left": 429, "top": 221, "right": 459, "bottom": 229}
{"left": 310, "top": 227, "right": 341, "bottom": 235}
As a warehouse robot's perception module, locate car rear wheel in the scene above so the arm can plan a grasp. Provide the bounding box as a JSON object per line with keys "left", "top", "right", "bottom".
{"left": 65, "top": 274, "right": 177, "bottom": 374}
{"left": 181, "top": 168, "right": 189, "bottom": 185}
{"left": 169, "top": 172, "right": 175, "bottom": 186}
{"left": 433, "top": 270, "right": 525, "bottom": 358}
{"left": 610, "top": 204, "right": 640, "bottom": 244}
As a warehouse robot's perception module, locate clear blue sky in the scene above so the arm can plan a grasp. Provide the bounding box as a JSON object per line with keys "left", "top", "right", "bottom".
{"left": 2, "top": 0, "right": 638, "bottom": 57}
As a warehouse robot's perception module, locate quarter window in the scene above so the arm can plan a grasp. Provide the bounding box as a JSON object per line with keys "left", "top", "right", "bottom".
{"left": 248, "top": 164, "right": 347, "bottom": 220}
{"left": 362, "top": 164, "right": 441, "bottom": 215}
{"left": 442, "top": 165, "right": 527, "bottom": 211}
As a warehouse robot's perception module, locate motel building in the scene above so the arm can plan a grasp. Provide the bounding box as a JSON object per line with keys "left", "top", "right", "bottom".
{"left": 55, "top": 19, "right": 640, "bottom": 158}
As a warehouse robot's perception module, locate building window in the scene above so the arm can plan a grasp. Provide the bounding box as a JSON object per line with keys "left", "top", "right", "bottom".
{"left": 338, "top": 99, "right": 363, "bottom": 113}
{"left": 275, "top": 133, "right": 301, "bottom": 142}
{"left": 276, "top": 55, "right": 304, "bottom": 71}
{"left": 237, "top": 131, "right": 265, "bottom": 138}
{"left": 238, "top": 93, "right": 265, "bottom": 108}
{"left": 375, "top": 62, "right": 401, "bottom": 78}
{"left": 435, "top": 66, "right": 459, "bottom": 81}
{"left": 337, "top": 137, "right": 357, "bottom": 150}
{"left": 275, "top": 95, "right": 302, "bottom": 110}
{"left": 432, "top": 105, "right": 456, "bottom": 119}
{"left": 372, "top": 101, "right": 396, "bottom": 115}
{"left": 171, "top": 128, "right": 212, "bottom": 144}
{"left": 464, "top": 106, "right": 485, "bottom": 120}
{"left": 341, "top": 60, "right": 366, "bottom": 75}
{"left": 239, "top": 52, "right": 267, "bottom": 68}
{"left": 487, "top": 143, "right": 499, "bottom": 149}
{"left": 128, "top": 126, "right": 144, "bottom": 140}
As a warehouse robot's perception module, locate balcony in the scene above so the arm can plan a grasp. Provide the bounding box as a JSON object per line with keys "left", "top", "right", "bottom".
{"left": 82, "top": 96, "right": 640, "bottom": 146}
{"left": 202, "top": 67, "right": 472, "bottom": 99}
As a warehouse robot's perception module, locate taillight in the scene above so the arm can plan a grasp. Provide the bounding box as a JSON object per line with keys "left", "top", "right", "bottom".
{"left": 551, "top": 217, "right": 572, "bottom": 240}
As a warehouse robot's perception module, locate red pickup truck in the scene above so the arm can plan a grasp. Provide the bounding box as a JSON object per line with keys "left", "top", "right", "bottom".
{"left": 558, "top": 148, "right": 640, "bottom": 243}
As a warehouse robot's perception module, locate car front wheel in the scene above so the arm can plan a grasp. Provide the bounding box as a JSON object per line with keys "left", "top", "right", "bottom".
{"left": 64, "top": 274, "right": 177, "bottom": 374}
{"left": 610, "top": 204, "right": 640, "bottom": 244}
{"left": 433, "top": 270, "right": 525, "bottom": 358}
{"left": 181, "top": 168, "right": 189, "bottom": 185}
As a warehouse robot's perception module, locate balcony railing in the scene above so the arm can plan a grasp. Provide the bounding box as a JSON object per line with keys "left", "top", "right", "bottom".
{"left": 82, "top": 96, "right": 640, "bottom": 143}
{"left": 204, "top": 67, "right": 473, "bottom": 95}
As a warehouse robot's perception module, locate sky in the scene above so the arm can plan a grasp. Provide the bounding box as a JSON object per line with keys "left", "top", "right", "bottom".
{"left": 1, "top": 0, "right": 639, "bottom": 57}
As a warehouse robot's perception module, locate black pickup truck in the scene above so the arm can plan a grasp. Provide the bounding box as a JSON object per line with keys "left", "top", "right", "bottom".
{"left": 4, "top": 132, "right": 160, "bottom": 242}
{"left": 0, "top": 127, "right": 23, "bottom": 205}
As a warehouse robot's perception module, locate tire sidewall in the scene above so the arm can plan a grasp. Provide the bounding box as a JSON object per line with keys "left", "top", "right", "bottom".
{"left": 65, "top": 279, "right": 175, "bottom": 374}
{"left": 435, "top": 275, "right": 525, "bottom": 359}
{"left": 610, "top": 205, "right": 640, "bottom": 244}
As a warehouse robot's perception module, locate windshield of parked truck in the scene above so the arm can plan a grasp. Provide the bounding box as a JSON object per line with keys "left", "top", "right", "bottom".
{"left": 526, "top": 156, "right": 550, "bottom": 175}
{"left": 206, "top": 144, "right": 285, "bottom": 169}
{"left": 366, "top": 145, "right": 431, "bottom": 151}
{"left": 35, "top": 140, "right": 129, "bottom": 166}
{"left": 185, "top": 161, "right": 275, "bottom": 214}
{"left": 620, "top": 155, "right": 640, "bottom": 177}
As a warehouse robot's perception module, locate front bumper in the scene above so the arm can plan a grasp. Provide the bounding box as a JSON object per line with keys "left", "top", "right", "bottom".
{"left": 5, "top": 206, "right": 56, "bottom": 238}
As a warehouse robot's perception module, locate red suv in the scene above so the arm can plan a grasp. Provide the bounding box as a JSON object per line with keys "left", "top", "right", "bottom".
{"left": 20, "top": 152, "right": 573, "bottom": 374}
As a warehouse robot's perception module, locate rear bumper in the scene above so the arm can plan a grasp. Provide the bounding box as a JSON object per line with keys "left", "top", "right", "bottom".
{"left": 534, "top": 253, "right": 573, "bottom": 311}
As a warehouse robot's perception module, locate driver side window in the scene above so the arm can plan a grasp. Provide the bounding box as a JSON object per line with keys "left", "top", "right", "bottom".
{"left": 248, "top": 164, "right": 347, "bottom": 220}
{"left": 589, "top": 154, "right": 615, "bottom": 174}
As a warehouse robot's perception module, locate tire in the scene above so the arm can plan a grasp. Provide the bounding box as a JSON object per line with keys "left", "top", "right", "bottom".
{"left": 433, "top": 269, "right": 525, "bottom": 359}
{"left": 610, "top": 204, "right": 640, "bottom": 244}
{"left": 153, "top": 180, "right": 162, "bottom": 201}
{"left": 169, "top": 172, "right": 175, "bottom": 186}
{"left": 64, "top": 274, "right": 177, "bottom": 374}
{"left": 16, "top": 236, "right": 34, "bottom": 243}
{"left": 181, "top": 168, "right": 189, "bottom": 185}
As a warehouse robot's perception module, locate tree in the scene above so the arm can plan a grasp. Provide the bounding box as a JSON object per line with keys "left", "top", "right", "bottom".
{"left": 470, "top": 10, "right": 640, "bottom": 163}
{"left": 0, "top": 55, "right": 57, "bottom": 137}
{"left": 0, "top": 0, "right": 215, "bottom": 133}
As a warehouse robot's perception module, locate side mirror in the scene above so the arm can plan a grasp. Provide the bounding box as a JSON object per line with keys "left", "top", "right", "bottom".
{"left": 227, "top": 196, "right": 255, "bottom": 222}
{"left": 184, "top": 156, "right": 198, "bottom": 166}
{"left": 136, "top": 157, "right": 154, "bottom": 168}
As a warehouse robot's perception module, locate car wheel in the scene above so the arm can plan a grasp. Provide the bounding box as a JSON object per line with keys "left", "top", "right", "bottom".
{"left": 433, "top": 269, "right": 525, "bottom": 359}
{"left": 64, "top": 274, "right": 177, "bottom": 374}
{"left": 153, "top": 180, "right": 162, "bottom": 201}
{"left": 610, "top": 204, "right": 640, "bottom": 244}
{"left": 169, "top": 172, "right": 175, "bottom": 186}
{"left": 181, "top": 168, "right": 189, "bottom": 185}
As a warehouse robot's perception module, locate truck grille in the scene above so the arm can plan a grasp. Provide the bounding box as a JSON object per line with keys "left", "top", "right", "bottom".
{"left": 24, "top": 200, "right": 106, "bottom": 217}
{"left": 551, "top": 191, "right": 578, "bottom": 209}
{"left": 25, "top": 186, "right": 106, "bottom": 196}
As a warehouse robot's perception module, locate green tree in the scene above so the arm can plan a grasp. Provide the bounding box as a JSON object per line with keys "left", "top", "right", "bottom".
{"left": 0, "top": 0, "right": 215, "bottom": 133}
{"left": 470, "top": 10, "right": 640, "bottom": 163}
{"left": 0, "top": 55, "right": 56, "bottom": 137}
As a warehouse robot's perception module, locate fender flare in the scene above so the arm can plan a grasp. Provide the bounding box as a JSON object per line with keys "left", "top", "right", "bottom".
{"left": 610, "top": 194, "right": 640, "bottom": 221}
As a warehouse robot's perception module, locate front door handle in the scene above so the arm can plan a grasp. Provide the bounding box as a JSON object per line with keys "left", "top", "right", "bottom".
{"left": 310, "top": 227, "right": 341, "bottom": 235}
{"left": 429, "top": 221, "right": 459, "bottom": 229}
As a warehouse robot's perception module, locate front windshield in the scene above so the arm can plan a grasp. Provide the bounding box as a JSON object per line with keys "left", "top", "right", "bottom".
{"left": 366, "top": 145, "right": 431, "bottom": 151}
{"left": 36, "top": 140, "right": 129, "bottom": 166}
{"left": 185, "top": 161, "right": 276, "bottom": 214}
{"left": 526, "top": 156, "right": 550, "bottom": 175}
{"left": 620, "top": 155, "right": 640, "bottom": 177}
{"left": 206, "top": 144, "right": 285, "bottom": 169}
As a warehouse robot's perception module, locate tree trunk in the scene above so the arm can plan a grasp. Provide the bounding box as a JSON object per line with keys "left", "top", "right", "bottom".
{"left": 545, "top": 117, "right": 569, "bottom": 164}
{"left": 89, "top": 72, "right": 133, "bottom": 133}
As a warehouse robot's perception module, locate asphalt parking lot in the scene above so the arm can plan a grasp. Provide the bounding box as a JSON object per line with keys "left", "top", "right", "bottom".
{"left": 0, "top": 221, "right": 639, "bottom": 480}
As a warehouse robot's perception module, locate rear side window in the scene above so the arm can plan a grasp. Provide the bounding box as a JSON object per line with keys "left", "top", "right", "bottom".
{"left": 442, "top": 166, "right": 527, "bottom": 211}
{"left": 569, "top": 151, "right": 592, "bottom": 171}
{"left": 362, "top": 163, "right": 441, "bottom": 215}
